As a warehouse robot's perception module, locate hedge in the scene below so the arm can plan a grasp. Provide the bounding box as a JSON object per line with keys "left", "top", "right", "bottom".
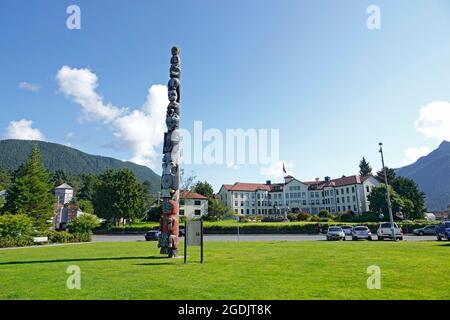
{"left": 97, "top": 221, "right": 437, "bottom": 235}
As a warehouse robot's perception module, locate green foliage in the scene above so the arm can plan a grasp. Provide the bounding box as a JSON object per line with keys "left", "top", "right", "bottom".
{"left": 204, "top": 199, "right": 232, "bottom": 221}
{"left": 297, "top": 212, "right": 311, "bottom": 221}
{"left": 193, "top": 181, "right": 214, "bottom": 199}
{"left": 376, "top": 167, "right": 397, "bottom": 183}
{"left": 0, "top": 166, "right": 11, "bottom": 190}
{"left": 140, "top": 180, "right": 155, "bottom": 214}
{"left": 67, "top": 213, "right": 100, "bottom": 234}
{"left": 390, "top": 176, "right": 426, "bottom": 219}
{"left": 359, "top": 157, "right": 373, "bottom": 176}
{"left": 318, "top": 209, "right": 331, "bottom": 218}
{"left": 0, "top": 235, "right": 34, "bottom": 248}
{"left": 3, "top": 146, "right": 55, "bottom": 232}
{"left": 261, "top": 215, "right": 286, "bottom": 222}
{"left": 0, "top": 214, "right": 33, "bottom": 238}
{"left": 147, "top": 205, "right": 162, "bottom": 222}
{"left": 0, "top": 139, "right": 160, "bottom": 194}
{"left": 93, "top": 169, "right": 145, "bottom": 225}
{"left": 77, "top": 199, "right": 94, "bottom": 214}
{"left": 45, "top": 230, "right": 74, "bottom": 243}
{"left": 49, "top": 170, "right": 69, "bottom": 187}
{"left": 76, "top": 174, "right": 98, "bottom": 201}
{"left": 368, "top": 184, "right": 405, "bottom": 220}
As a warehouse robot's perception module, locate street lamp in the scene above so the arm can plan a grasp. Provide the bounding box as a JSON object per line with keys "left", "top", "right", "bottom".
{"left": 378, "top": 142, "right": 396, "bottom": 241}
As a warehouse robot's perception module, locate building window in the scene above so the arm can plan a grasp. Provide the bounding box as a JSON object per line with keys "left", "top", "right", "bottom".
{"left": 346, "top": 187, "right": 349, "bottom": 194}
{"left": 366, "top": 186, "right": 370, "bottom": 193}
{"left": 180, "top": 209, "right": 185, "bottom": 215}
{"left": 194, "top": 200, "right": 201, "bottom": 206}
{"left": 351, "top": 187, "right": 355, "bottom": 193}
{"left": 180, "top": 199, "right": 185, "bottom": 205}
{"left": 234, "top": 201, "right": 238, "bottom": 206}
{"left": 194, "top": 209, "right": 201, "bottom": 216}
{"left": 336, "top": 189, "right": 339, "bottom": 195}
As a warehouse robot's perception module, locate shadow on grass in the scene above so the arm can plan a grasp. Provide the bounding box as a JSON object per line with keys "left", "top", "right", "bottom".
{"left": 437, "top": 243, "right": 450, "bottom": 247}
{"left": 0, "top": 255, "right": 170, "bottom": 266}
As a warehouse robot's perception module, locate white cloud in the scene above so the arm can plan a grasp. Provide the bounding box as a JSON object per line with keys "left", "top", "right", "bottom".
{"left": 226, "top": 161, "right": 240, "bottom": 170}
{"left": 19, "top": 82, "right": 41, "bottom": 92}
{"left": 56, "top": 66, "right": 125, "bottom": 123}
{"left": 4, "top": 119, "right": 45, "bottom": 141}
{"left": 415, "top": 101, "right": 450, "bottom": 141}
{"left": 260, "top": 160, "right": 294, "bottom": 179}
{"left": 402, "top": 146, "right": 430, "bottom": 165}
{"left": 56, "top": 66, "right": 168, "bottom": 169}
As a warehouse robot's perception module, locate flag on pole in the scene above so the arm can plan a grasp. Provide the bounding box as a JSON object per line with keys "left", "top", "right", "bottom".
{"left": 282, "top": 161, "right": 287, "bottom": 174}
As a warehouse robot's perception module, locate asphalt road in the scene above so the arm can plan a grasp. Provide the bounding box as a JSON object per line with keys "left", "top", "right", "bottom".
{"left": 93, "top": 234, "right": 438, "bottom": 242}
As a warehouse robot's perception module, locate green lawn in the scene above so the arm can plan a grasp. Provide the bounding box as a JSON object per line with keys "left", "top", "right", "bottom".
{"left": 0, "top": 241, "right": 448, "bottom": 300}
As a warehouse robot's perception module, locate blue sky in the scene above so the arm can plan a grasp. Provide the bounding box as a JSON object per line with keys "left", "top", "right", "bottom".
{"left": 1, "top": 0, "right": 450, "bottom": 191}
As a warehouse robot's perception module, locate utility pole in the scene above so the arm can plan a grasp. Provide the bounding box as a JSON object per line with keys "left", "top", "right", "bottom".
{"left": 378, "top": 142, "right": 396, "bottom": 241}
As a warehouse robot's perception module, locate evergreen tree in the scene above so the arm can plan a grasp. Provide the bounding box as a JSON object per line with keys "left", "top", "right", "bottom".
{"left": 3, "top": 146, "right": 55, "bottom": 232}
{"left": 193, "top": 181, "right": 214, "bottom": 199}
{"left": 49, "top": 170, "right": 69, "bottom": 187}
{"left": 376, "top": 167, "right": 397, "bottom": 183}
{"left": 390, "top": 176, "right": 426, "bottom": 220}
{"left": 358, "top": 157, "right": 373, "bottom": 176}
{"left": 0, "top": 166, "right": 11, "bottom": 190}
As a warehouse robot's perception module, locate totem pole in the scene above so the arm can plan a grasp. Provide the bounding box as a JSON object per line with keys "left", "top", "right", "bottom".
{"left": 158, "top": 46, "right": 181, "bottom": 258}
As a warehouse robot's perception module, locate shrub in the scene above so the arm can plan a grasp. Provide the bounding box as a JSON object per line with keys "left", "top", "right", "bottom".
{"left": 68, "top": 213, "right": 101, "bottom": 234}
{"left": 309, "top": 215, "right": 320, "bottom": 222}
{"left": 318, "top": 210, "right": 331, "bottom": 218}
{"left": 45, "top": 230, "right": 74, "bottom": 243}
{"left": 287, "top": 213, "right": 298, "bottom": 221}
{"left": 261, "top": 215, "right": 286, "bottom": 222}
{"left": 71, "top": 232, "right": 92, "bottom": 242}
{"left": 297, "top": 212, "right": 311, "bottom": 221}
{"left": 0, "top": 235, "right": 34, "bottom": 248}
{"left": 0, "top": 214, "right": 33, "bottom": 238}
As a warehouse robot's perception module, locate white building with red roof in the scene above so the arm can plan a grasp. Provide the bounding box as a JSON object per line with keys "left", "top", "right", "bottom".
{"left": 218, "top": 175, "right": 380, "bottom": 215}
{"left": 180, "top": 191, "right": 209, "bottom": 218}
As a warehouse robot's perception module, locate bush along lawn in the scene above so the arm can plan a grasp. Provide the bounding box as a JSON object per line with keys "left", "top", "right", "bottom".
{"left": 0, "top": 213, "right": 100, "bottom": 248}
{"left": 96, "top": 220, "right": 437, "bottom": 235}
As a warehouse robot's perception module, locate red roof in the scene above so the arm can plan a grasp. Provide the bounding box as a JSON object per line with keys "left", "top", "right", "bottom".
{"left": 306, "top": 175, "right": 373, "bottom": 189}
{"left": 180, "top": 191, "right": 208, "bottom": 200}
{"left": 222, "top": 182, "right": 271, "bottom": 192}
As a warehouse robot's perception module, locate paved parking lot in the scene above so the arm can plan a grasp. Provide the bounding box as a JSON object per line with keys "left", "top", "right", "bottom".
{"left": 93, "top": 234, "right": 438, "bottom": 242}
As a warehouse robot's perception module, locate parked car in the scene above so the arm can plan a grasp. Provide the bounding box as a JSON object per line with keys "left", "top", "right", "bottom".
{"left": 376, "top": 222, "right": 403, "bottom": 240}
{"left": 436, "top": 221, "right": 450, "bottom": 241}
{"left": 352, "top": 226, "right": 372, "bottom": 241}
{"left": 326, "top": 226, "right": 346, "bottom": 241}
{"left": 413, "top": 225, "right": 437, "bottom": 236}
{"left": 144, "top": 230, "right": 161, "bottom": 241}
{"left": 341, "top": 225, "right": 354, "bottom": 236}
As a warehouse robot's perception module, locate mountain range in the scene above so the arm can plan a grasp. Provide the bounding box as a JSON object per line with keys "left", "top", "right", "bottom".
{"left": 0, "top": 139, "right": 161, "bottom": 193}
{"left": 397, "top": 140, "right": 450, "bottom": 211}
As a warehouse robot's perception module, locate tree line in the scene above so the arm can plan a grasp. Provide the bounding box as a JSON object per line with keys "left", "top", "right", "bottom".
{"left": 0, "top": 145, "right": 156, "bottom": 230}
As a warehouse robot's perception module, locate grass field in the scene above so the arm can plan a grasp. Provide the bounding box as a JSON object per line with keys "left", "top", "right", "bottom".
{"left": 0, "top": 241, "right": 448, "bottom": 300}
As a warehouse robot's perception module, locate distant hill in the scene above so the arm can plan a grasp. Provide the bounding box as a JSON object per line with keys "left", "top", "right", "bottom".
{"left": 0, "top": 139, "right": 160, "bottom": 193}
{"left": 396, "top": 140, "right": 450, "bottom": 211}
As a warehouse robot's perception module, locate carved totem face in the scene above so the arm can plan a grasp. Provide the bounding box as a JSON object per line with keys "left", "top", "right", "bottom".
{"left": 168, "top": 90, "right": 178, "bottom": 102}
{"left": 166, "top": 114, "right": 179, "bottom": 131}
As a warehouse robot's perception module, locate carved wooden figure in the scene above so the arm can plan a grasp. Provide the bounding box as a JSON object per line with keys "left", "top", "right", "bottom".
{"left": 158, "top": 46, "right": 181, "bottom": 257}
